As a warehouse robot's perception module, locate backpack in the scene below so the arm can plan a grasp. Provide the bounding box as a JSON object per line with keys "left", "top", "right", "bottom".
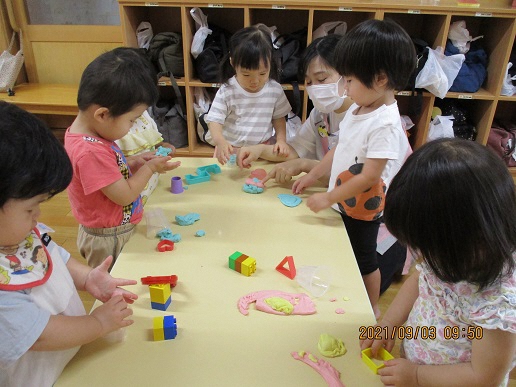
{"left": 273, "top": 27, "right": 308, "bottom": 83}
{"left": 407, "top": 38, "right": 430, "bottom": 116}
{"left": 487, "top": 120, "right": 516, "bottom": 167}
{"left": 148, "top": 32, "right": 184, "bottom": 77}
{"left": 194, "top": 24, "right": 232, "bottom": 83}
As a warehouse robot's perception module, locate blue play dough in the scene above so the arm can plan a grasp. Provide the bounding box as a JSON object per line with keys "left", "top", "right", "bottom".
{"left": 175, "top": 213, "right": 200, "bottom": 226}
{"left": 195, "top": 230, "right": 206, "bottom": 237}
{"left": 278, "top": 194, "right": 302, "bottom": 207}
{"left": 243, "top": 184, "right": 264, "bottom": 194}
{"left": 156, "top": 228, "right": 181, "bottom": 242}
{"left": 155, "top": 146, "right": 173, "bottom": 156}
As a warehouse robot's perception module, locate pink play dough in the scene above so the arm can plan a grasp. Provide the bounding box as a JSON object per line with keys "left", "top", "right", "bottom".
{"left": 237, "top": 290, "right": 316, "bottom": 316}
{"left": 291, "top": 351, "right": 345, "bottom": 387}
{"left": 250, "top": 168, "right": 267, "bottom": 180}
{"left": 245, "top": 178, "right": 265, "bottom": 188}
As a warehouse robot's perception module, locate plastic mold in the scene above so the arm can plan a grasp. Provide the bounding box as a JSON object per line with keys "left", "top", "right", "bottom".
{"left": 184, "top": 164, "right": 222, "bottom": 185}
{"left": 361, "top": 347, "right": 394, "bottom": 374}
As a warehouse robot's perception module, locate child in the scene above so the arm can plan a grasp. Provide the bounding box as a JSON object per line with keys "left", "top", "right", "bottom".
{"left": 237, "top": 34, "right": 353, "bottom": 182}
{"left": 65, "top": 47, "right": 181, "bottom": 268}
{"left": 0, "top": 101, "right": 138, "bottom": 386}
{"left": 115, "top": 110, "right": 176, "bottom": 205}
{"left": 362, "top": 138, "right": 516, "bottom": 386}
{"left": 292, "top": 19, "right": 416, "bottom": 318}
{"left": 204, "top": 24, "right": 292, "bottom": 164}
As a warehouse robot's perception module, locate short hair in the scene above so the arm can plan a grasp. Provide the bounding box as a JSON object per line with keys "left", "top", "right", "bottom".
{"left": 77, "top": 47, "right": 159, "bottom": 117}
{"left": 385, "top": 138, "right": 516, "bottom": 289}
{"left": 0, "top": 101, "right": 72, "bottom": 208}
{"left": 299, "top": 34, "right": 341, "bottom": 81}
{"left": 334, "top": 19, "right": 416, "bottom": 90}
{"left": 220, "top": 24, "right": 279, "bottom": 84}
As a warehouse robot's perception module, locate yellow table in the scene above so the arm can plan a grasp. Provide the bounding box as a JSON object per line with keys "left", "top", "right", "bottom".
{"left": 57, "top": 158, "right": 381, "bottom": 387}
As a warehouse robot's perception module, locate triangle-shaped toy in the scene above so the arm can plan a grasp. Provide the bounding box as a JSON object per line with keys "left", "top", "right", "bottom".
{"left": 276, "top": 256, "right": 296, "bottom": 279}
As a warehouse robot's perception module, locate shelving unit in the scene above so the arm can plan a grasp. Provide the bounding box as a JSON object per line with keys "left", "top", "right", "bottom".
{"left": 118, "top": 0, "right": 516, "bottom": 179}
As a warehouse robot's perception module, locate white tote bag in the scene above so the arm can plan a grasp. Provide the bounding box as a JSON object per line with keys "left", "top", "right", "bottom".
{"left": 0, "top": 31, "right": 24, "bottom": 92}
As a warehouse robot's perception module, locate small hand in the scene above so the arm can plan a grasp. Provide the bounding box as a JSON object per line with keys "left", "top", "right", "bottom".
{"left": 147, "top": 156, "right": 181, "bottom": 174}
{"left": 91, "top": 294, "right": 134, "bottom": 335}
{"left": 378, "top": 358, "right": 418, "bottom": 387}
{"left": 237, "top": 146, "right": 258, "bottom": 169}
{"left": 215, "top": 142, "right": 233, "bottom": 165}
{"left": 262, "top": 159, "right": 305, "bottom": 185}
{"left": 273, "top": 141, "right": 290, "bottom": 157}
{"left": 292, "top": 173, "right": 317, "bottom": 194}
{"left": 306, "top": 192, "right": 332, "bottom": 213}
{"left": 85, "top": 256, "right": 138, "bottom": 304}
{"left": 360, "top": 319, "right": 397, "bottom": 357}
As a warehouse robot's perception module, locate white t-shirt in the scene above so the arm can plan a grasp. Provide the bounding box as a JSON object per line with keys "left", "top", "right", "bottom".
{"left": 328, "top": 102, "right": 411, "bottom": 221}
{"left": 288, "top": 108, "right": 346, "bottom": 160}
{"left": 204, "top": 77, "right": 292, "bottom": 147}
{"left": 0, "top": 224, "right": 85, "bottom": 387}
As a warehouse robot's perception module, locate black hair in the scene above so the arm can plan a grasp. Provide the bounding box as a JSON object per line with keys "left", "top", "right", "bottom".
{"left": 77, "top": 47, "right": 159, "bottom": 117}
{"left": 299, "top": 34, "right": 341, "bottom": 81}
{"left": 385, "top": 138, "right": 516, "bottom": 289}
{"left": 0, "top": 101, "right": 73, "bottom": 208}
{"left": 334, "top": 19, "right": 416, "bottom": 90}
{"left": 219, "top": 24, "right": 279, "bottom": 84}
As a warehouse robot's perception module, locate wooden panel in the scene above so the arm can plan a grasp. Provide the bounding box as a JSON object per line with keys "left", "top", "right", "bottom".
{"left": 31, "top": 42, "right": 121, "bottom": 84}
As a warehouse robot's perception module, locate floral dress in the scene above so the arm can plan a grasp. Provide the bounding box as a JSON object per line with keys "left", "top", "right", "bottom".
{"left": 402, "top": 262, "right": 516, "bottom": 386}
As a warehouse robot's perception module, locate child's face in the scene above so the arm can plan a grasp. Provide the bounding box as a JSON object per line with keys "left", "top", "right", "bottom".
{"left": 99, "top": 104, "right": 148, "bottom": 141}
{"left": 0, "top": 194, "right": 48, "bottom": 247}
{"left": 343, "top": 75, "right": 390, "bottom": 110}
{"left": 234, "top": 61, "right": 270, "bottom": 93}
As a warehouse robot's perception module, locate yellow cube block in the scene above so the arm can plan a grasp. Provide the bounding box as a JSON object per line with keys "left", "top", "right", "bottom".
{"left": 149, "top": 283, "right": 171, "bottom": 304}
{"left": 240, "top": 257, "right": 256, "bottom": 276}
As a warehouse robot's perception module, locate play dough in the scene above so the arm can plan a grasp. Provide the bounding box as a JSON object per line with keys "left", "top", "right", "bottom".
{"left": 243, "top": 178, "right": 265, "bottom": 194}
{"left": 238, "top": 290, "right": 316, "bottom": 316}
{"left": 291, "top": 351, "right": 344, "bottom": 387}
{"left": 175, "top": 213, "right": 200, "bottom": 226}
{"left": 250, "top": 168, "right": 267, "bottom": 180}
{"left": 317, "top": 333, "right": 347, "bottom": 358}
{"left": 278, "top": 194, "right": 302, "bottom": 207}
{"left": 195, "top": 230, "right": 205, "bottom": 237}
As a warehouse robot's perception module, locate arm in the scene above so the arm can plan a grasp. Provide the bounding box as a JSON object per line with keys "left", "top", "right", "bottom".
{"left": 360, "top": 271, "right": 420, "bottom": 355}
{"left": 30, "top": 295, "right": 133, "bottom": 351}
{"left": 292, "top": 147, "right": 336, "bottom": 194}
{"left": 272, "top": 117, "right": 289, "bottom": 156}
{"left": 209, "top": 121, "right": 233, "bottom": 164}
{"left": 101, "top": 157, "right": 181, "bottom": 206}
{"left": 262, "top": 159, "right": 323, "bottom": 185}
{"left": 305, "top": 157, "right": 388, "bottom": 213}
{"left": 379, "top": 328, "right": 516, "bottom": 387}
{"left": 237, "top": 144, "right": 299, "bottom": 168}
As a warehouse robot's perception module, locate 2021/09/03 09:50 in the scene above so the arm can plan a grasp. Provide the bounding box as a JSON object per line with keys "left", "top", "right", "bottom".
{"left": 359, "top": 325, "right": 484, "bottom": 340}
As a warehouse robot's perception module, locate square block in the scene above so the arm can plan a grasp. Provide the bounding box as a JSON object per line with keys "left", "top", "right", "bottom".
{"left": 361, "top": 347, "right": 394, "bottom": 374}
{"left": 149, "top": 283, "right": 171, "bottom": 304}
{"left": 240, "top": 257, "right": 256, "bottom": 276}
{"left": 151, "top": 296, "right": 171, "bottom": 311}
{"left": 153, "top": 315, "right": 178, "bottom": 341}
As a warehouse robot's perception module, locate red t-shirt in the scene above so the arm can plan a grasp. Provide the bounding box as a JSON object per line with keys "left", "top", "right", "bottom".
{"left": 64, "top": 130, "right": 143, "bottom": 228}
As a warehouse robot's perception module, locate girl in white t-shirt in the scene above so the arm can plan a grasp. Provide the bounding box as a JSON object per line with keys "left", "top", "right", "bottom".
{"left": 205, "top": 24, "right": 292, "bottom": 165}
{"left": 293, "top": 19, "right": 416, "bottom": 318}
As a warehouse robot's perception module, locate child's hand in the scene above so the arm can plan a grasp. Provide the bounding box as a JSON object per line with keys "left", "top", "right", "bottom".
{"left": 262, "top": 159, "right": 304, "bottom": 185}
{"left": 360, "top": 319, "right": 397, "bottom": 356}
{"left": 237, "top": 146, "right": 261, "bottom": 169}
{"left": 378, "top": 358, "right": 418, "bottom": 387}
{"left": 306, "top": 192, "right": 333, "bottom": 213}
{"left": 146, "top": 156, "right": 181, "bottom": 174}
{"left": 85, "top": 256, "right": 138, "bottom": 304}
{"left": 292, "top": 173, "right": 317, "bottom": 194}
{"left": 273, "top": 141, "right": 290, "bottom": 157}
{"left": 91, "top": 294, "right": 134, "bottom": 335}
{"left": 215, "top": 141, "right": 233, "bottom": 165}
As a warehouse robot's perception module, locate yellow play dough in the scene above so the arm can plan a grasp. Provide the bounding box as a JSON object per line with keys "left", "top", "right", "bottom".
{"left": 317, "top": 333, "right": 347, "bottom": 358}
{"left": 264, "top": 297, "right": 294, "bottom": 315}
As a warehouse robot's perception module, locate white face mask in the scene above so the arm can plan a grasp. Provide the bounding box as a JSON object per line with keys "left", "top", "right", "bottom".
{"left": 306, "top": 76, "right": 347, "bottom": 113}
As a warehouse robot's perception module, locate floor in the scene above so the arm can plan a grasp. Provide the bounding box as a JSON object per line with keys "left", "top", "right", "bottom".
{"left": 39, "top": 190, "right": 515, "bottom": 385}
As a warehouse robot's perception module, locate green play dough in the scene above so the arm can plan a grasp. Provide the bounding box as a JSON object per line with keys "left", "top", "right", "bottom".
{"left": 317, "top": 333, "right": 347, "bottom": 357}
{"left": 264, "top": 297, "right": 294, "bottom": 315}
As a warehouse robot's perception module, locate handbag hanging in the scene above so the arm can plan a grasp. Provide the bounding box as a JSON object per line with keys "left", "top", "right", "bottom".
{"left": 0, "top": 31, "right": 24, "bottom": 92}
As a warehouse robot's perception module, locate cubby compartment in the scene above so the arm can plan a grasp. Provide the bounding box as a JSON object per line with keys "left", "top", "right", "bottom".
{"left": 396, "top": 94, "right": 434, "bottom": 148}
{"left": 383, "top": 12, "right": 449, "bottom": 49}
{"left": 250, "top": 8, "right": 309, "bottom": 39}
{"left": 312, "top": 10, "right": 374, "bottom": 37}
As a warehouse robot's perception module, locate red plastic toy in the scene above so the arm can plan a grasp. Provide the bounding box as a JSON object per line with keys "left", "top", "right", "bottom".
{"left": 157, "top": 240, "right": 174, "bottom": 252}
{"left": 141, "top": 275, "right": 178, "bottom": 287}
{"left": 276, "top": 256, "right": 297, "bottom": 279}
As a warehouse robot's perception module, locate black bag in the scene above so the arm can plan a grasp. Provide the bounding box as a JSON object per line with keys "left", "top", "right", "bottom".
{"left": 435, "top": 99, "right": 477, "bottom": 141}
{"left": 148, "top": 32, "right": 184, "bottom": 77}
{"left": 149, "top": 67, "right": 188, "bottom": 149}
{"left": 273, "top": 27, "right": 308, "bottom": 83}
{"left": 407, "top": 38, "right": 430, "bottom": 116}
{"left": 194, "top": 24, "right": 232, "bottom": 83}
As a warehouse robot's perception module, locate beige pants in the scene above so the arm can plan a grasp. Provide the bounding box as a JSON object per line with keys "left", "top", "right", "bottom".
{"left": 77, "top": 223, "right": 136, "bottom": 269}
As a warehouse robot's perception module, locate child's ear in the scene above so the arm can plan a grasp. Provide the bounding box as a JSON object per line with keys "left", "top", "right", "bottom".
{"left": 93, "top": 107, "right": 111, "bottom": 122}
{"left": 375, "top": 72, "right": 389, "bottom": 88}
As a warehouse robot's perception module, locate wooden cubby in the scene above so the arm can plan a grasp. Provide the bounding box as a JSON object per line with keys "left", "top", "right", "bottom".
{"left": 118, "top": 0, "right": 516, "bottom": 179}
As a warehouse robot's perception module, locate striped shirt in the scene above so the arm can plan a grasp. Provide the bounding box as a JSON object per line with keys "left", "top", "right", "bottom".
{"left": 204, "top": 77, "right": 291, "bottom": 147}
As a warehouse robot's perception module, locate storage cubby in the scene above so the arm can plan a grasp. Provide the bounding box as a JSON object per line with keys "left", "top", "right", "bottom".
{"left": 118, "top": 0, "right": 516, "bottom": 179}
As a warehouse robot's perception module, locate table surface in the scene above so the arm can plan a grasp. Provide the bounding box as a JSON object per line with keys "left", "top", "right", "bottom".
{"left": 56, "top": 158, "right": 381, "bottom": 387}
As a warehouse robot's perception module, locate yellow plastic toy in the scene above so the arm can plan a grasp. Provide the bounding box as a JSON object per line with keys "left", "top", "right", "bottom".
{"left": 361, "top": 347, "right": 394, "bottom": 374}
